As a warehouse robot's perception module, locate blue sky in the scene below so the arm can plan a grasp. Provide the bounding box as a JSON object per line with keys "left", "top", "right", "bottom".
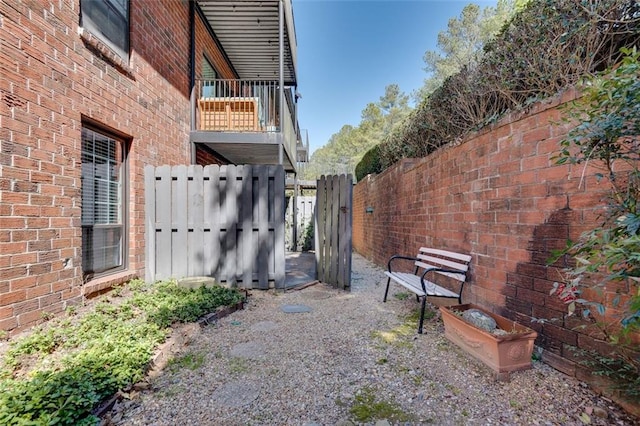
{"left": 293, "top": 0, "right": 499, "bottom": 154}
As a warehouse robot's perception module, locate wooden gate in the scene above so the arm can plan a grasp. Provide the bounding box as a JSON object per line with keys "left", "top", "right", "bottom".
{"left": 145, "top": 164, "right": 285, "bottom": 288}
{"left": 315, "top": 174, "right": 353, "bottom": 290}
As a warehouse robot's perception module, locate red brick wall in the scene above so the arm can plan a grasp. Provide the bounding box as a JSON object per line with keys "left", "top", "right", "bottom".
{"left": 0, "top": 0, "right": 234, "bottom": 334}
{"left": 353, "top": 89, "right": 638, "bottom": 382}
{"left": 195, "top": 10, "right": 238, "bottom": 80}
{"left": 195, "top": 145, "right": 226, "bottom": 166}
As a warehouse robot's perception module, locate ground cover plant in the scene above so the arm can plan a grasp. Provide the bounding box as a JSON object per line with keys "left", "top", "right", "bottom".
{"left": 0, "top": 280, "right": 244, "bottom": 425}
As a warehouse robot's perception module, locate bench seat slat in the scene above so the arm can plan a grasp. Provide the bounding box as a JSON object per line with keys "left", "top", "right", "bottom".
{"left": 414, "top": 260, "right": 467, "bottom": 282}
{"left": 384, "top": 271, "right": 460, "bottom": 299}
{"left": 418, "top": 247, "right": 472, "bottom": 263}
{"left": 416, "top": 254, "right": 470, "bottom": 273}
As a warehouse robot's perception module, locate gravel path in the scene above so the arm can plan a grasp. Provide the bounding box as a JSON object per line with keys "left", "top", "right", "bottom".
{"left": 108, "top": 253, "right": 638, "bottom": 426}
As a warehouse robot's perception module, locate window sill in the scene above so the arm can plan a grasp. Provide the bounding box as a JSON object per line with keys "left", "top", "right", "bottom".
{"left": 78, "top": 27, "right": 135, "bottom": 80}
{"left": 83, "top": 270, "right": 137, "bottom": 298}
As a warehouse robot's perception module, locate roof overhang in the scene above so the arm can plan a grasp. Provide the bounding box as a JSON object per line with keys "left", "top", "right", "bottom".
{"left": 196, "top": 0, "right": 298, "bottom": 86}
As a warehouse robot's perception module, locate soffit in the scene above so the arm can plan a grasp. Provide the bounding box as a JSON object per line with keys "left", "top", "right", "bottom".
{"left": 197, "top": 0, "right": 298, "bottom": 85}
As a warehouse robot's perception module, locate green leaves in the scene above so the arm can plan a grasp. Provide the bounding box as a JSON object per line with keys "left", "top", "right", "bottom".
{"left": 0, "top": 281, "right": 244, "bottom": 425}
{"left": 550, "top": 48, "right": 640, "bottom": 399}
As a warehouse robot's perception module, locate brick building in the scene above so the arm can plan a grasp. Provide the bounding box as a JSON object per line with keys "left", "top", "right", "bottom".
{"left": 1, "top": 0, "right": 307, "bottom": 334}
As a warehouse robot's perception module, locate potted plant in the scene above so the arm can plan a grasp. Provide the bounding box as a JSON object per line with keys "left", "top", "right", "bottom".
{"left": 440, "top": 304, "right": 537, "bottom": 378}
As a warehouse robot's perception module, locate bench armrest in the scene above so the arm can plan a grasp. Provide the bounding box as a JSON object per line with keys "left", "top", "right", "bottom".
{"left": 387, "top": 255, "right": 420, "bottom": 273}
{"left": 420, "top": 268, "right": 466, "bottom": 280}
{"left": 420, "top": 268, "right": 467, "bottom": 296}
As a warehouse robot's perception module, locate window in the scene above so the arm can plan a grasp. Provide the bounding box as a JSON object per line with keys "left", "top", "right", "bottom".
{"left": 81, "top": 126, "right": 128, "bottom": 277}
{"left": 81, "top": 0, "right": 130, "bottom": 60}
{"left": 202, "top": 56, "right": 217, "bottom": 98}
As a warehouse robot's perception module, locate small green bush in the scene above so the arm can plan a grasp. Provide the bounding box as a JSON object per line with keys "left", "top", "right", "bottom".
{"left": 300, "top": 220, "right": 314, "bottom": 252}
{"left": 355, "top": 144, "right": 383, "bottom": 181}
{"left": 0, "top": 280, "right": 244, "bottom": 425}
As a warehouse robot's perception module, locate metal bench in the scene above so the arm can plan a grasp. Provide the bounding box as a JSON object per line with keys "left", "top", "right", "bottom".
{"left": 383, "top": 247, "right": 472, "bottom": 333}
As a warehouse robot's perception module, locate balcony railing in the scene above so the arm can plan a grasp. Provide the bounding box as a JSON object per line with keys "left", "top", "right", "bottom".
{"left": 196, "top": 79, "right": 280, "bottom": 132}
{"left": 194, "top": 79, "right": 305, "bottom": 171}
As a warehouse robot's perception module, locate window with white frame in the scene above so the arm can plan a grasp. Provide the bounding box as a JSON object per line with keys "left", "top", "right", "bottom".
{"left": 81, "top": 0, "right": 130, "bottom": 60}
{"left": 81, "top": 126, "right": 127, "bottom": 276}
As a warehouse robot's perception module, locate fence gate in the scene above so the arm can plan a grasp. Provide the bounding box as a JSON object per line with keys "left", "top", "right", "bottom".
{"left": 315, "top": 174, "right": 353, "bottom": 290}
{"left": 145, "top": 164, "right": 285, "bottom": 289}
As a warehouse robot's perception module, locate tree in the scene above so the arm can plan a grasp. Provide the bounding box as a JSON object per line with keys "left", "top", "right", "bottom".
{"left": 416, "top": 0, "right": 520, "bottom": 100}
{"left": 303, "top": 84, "right": 411, "bottom": 179}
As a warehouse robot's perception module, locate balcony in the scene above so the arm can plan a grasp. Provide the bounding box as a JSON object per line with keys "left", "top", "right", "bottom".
{"left": 190, "top": 79, "right": 307, "bottom": 173}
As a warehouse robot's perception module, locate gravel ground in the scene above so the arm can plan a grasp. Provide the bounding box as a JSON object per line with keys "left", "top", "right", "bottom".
{"left": 108, "top": 253, "right": 638, "bottom": 426}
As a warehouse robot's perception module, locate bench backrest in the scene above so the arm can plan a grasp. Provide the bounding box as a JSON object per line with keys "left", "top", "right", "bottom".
{"left": 414, "top": 247, "right": 471, "bottom": 282}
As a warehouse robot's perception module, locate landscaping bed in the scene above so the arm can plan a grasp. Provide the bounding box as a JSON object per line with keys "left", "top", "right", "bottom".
{"left": 0, "top": 279, "right": 244, "bottom": 425}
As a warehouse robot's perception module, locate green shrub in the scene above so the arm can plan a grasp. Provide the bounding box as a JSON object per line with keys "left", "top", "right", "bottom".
{"left": 355, "top": 144, "right": 383, "bottom": 181}
{"left": 300, "top": 220, "right": 314, "bottom": 252}
{"left": 549, "top": 47, "right": 640, "bottom": 400}
{"left": 0, "top": 280, "right": 244, "bottom": 425}
{"left": 379, "top": 0, "right": 639, "bottom": 170}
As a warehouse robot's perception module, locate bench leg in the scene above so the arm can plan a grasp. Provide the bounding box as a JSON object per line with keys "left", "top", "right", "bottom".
{"left": 383, "top": 277, "right": 391, "bottom": 302}
{"left": 418, "top": 295, "right": 427, "bottom": 334}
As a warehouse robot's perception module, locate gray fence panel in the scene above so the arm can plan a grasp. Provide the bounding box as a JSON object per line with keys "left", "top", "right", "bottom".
{"left": 329, "top": 175, "right": 340, "bottom": 285}
{"left": 257, "top": 166, "right": 269, "bottom": 289}
{"left": 274, "top": 165, "right": 285, "bottom": 288}
{"left": 155, "top": 166, "right": 172, "bottom": 280}
{"left": 204, "top": 165, "right": 221, "bottom": 279}
{"left": 145, "top": 164, "right": 284, "bottom": 288}
{"left": 223, "top": 165, "right": 237, "bottom": 285}
{"left": 323, "top": 177, "right": 332, "bottom": 281}
{"left": 338, "top": 174, "right": 353, "bottom": 288}
{"left": 188, "top": 166, "right": 204, "bottom": 277}
{"left": 144, "top": 166, "right": 156, "bottom": 283}
{"left": 317, "top": 175, "right": 327, "bottom": 283}
{"left": 241, "top": 165, "right": 253, "bottom": 288}
{"left": 171, "top": 166, "right": 189, "bottom": 279}
{"left": 315, "top": 174, "right": 352, "bottom": 290}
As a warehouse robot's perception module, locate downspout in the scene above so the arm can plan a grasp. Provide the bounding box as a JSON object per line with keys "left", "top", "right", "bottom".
{"left": 278, "top": 0, "right": 284, "bottom": 166}
{"left": 189, "top": 0, "right": 196, "bottom": 165}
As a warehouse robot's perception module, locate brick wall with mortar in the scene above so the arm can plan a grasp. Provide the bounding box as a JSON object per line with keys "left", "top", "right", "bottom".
{"left": 353, "top": 89, "right": 639, "bottom": 393}
{"left": 0, "top": 0, "right": 230, "bottom": 334}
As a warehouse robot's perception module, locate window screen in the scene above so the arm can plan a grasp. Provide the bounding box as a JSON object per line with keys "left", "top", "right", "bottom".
{"left": 81, "top": 127, "right": 126, "bottom": 275}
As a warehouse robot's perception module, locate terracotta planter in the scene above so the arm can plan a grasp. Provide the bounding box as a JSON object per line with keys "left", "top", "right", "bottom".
{"left": 440, "top": 304, "right": 537, "bottom": 377}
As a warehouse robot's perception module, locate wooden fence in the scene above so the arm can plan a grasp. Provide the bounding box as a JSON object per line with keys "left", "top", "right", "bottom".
{"left": 315, "top": 174, "right": 353, "bottom": 289}
{"left": 145, "top": 164, "right": 285, "bottom": 288}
